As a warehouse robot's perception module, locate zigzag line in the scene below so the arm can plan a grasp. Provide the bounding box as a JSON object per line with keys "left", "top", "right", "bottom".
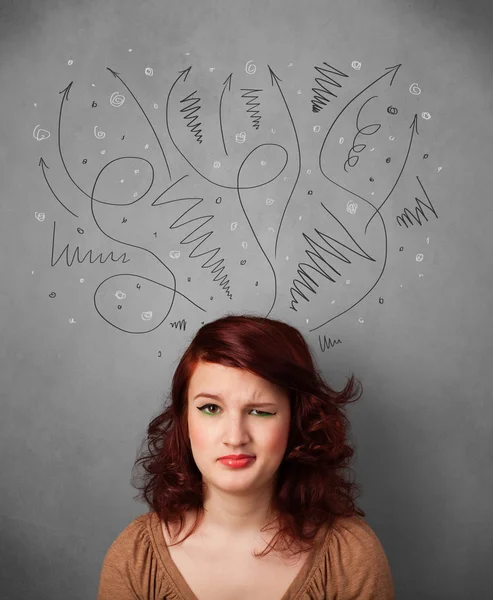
{"left": 180, "top": 90, "right": 203, "bottom": 143}
{"left": 50, "top": 222, "right": 130, "bottom": 267}
{"left": 318, "top": 335, "right": 342, "bottom": 351}
{"left": 289, "top": 205, "right": 374, "bottom": 310}
{"left": 396, "top": 177, "right": 438, "bottom": 228}
{"left": 170, "top": 319, "right": 187, "bottom": 330}
{"left": 241, "top": 89, "right": 262, "bottom": 130}
{"left": 311, "top": 62, "right": 349, "bottom": 113}
{"left": 163, "top": 197, "right": 233, "bottom": 299}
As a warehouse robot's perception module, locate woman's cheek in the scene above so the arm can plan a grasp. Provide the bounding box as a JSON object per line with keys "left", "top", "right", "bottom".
{"left": 188, "top": 416, "right": 209, "bottom": 454}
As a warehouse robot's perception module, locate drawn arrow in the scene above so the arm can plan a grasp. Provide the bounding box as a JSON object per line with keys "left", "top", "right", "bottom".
{"left": 267, "top": 65, "right": 302, "bottom": 259}
{"left": 319, "top": 63, "right": 402, "bottom": 181}
{"left": 39, "top": 157, "right": 79, "bottom": 218}
{"left": 364, "top": 113, "right": 419, "bottom": 233}
{"left": 219, "top": 73, "right": 233, "bottom": 155}
{"left": 107, "top": 67, "right": 172, "bottom": 181}
{"left": 309, "top": 66, "right": 404, "bottom": 332}
{"left": 57, "top": 81, "right": 97, "bottom": 202}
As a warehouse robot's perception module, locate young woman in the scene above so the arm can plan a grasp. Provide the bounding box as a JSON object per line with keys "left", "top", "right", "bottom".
{"left": 98, "top": 314, "right": 395, "bottom": 599}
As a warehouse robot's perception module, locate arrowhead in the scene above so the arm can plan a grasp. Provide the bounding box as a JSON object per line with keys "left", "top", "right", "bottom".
{"left": 409, "top": 113, "right": 419, "bottom": 135}
{"left": 178, "top": 66, "right": 192, "bottom": 81}
{"left": 267, "top": 65, "right": 282, "bottom": 86}
{"left": 106, "top": 67, "right": 121, "bottom": 78}
{"left": 385, "top": 63, "right": 402, "bottom": 86}
{"left": 59, "top": 81, "right": 73, "bottom": 100}
{"left": 223, "top": 73, "right": 233, "bottom": 90}
{"left": 39, "top": 157, "right": 49, "bottom": 169}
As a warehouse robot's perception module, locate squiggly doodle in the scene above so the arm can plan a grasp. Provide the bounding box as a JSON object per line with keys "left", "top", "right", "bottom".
{"left": 311, "top": 62, "right": 349, "bottom": 113}
{"left": 50, "top": 221, "right": 130, "bottom": 267}
{"left": 396, "top": 176, "right": 438, "bottom": 228}
{"left": 151, "top": 179, "right": 233, "bottom": 300}
{"left": 180, "top": 90, "right": 204, "bottom": 144}
{"left": 318, "top": 336, "right": 342, "bottom": 351}
{"left": 241, "top": 88, "right": 262, "bottom": 129}
{"left": 40, "top": 60, "right": 439, "bottom": 338}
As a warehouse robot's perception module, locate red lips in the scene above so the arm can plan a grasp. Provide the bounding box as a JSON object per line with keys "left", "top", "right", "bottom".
{"left": 219, "top": 454, "right": 255, "bottom": 460}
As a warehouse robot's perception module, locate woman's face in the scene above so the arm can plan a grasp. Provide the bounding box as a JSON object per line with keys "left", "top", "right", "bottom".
{"left": 186, "top": 361, "right": 291, "bottom": 495}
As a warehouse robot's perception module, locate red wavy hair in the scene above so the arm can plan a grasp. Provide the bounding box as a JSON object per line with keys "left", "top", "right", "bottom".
{"left": 131, "top": 313, "right": 365, "bottom": 557}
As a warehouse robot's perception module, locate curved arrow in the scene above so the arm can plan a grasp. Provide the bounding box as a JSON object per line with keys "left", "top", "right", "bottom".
{"left": 107, "top": 67, "right": 172, "bottom": 181}
{"left": 219, "top": 73, "right": 232, "bottom": 155}
{"left": 319, "top": 63, "right": 402, "bottom": 183}
{"left": 39, "top": 157, "right": 79, "bottom": 218}
{"left": 364, "top": 113, "right": 419, "bottom": 232}
{"left": 267, "top": 65, "right": 302, "bottom": 259}
{"left": 58, "top": 82, "right": 98, "bottom": 202}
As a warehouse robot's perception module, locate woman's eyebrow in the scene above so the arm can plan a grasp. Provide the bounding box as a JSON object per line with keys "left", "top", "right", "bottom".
{"left": 192, "top": 392, "right": 277, "bottom": 407}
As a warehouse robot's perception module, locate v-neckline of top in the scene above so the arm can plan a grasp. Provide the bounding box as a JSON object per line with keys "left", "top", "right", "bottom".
{"left": 147, "top": 511, "right": 332, "bottom": 600}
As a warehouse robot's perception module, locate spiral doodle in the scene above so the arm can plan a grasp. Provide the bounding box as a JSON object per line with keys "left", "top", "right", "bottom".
{"left": 245, "top": 60, "right": 256, "bottom": 74}
{"left": 33, "top": 125, "right": 51, "bottom": 141}
{"left": 93, "top": 126, "right": 106, "bottom": 139}
{"left": 351, "top": 61, "right": 362, "bottom": 70}
{"left": 421, "top": 112, "right": 431, "bottom": 120}
{"left": 145, "top": 67, "right": 154, "bottom": 76}
{"left": 346, "top": 201, "right": 358, "bottom": 214}
{"left": 110, "top": 92, "right": 126, "bottom": 107}
{"left": 409, "top": 83, "right": 421, "bottom": 95}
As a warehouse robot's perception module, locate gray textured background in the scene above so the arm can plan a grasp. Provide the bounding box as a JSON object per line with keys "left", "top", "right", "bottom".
{"left": 1, "top": 0, "right": 492, "bottom": 598}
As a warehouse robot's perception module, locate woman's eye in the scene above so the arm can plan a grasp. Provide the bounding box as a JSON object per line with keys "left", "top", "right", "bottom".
{"left": 198, "top": 404, "right": 274, "bottom": 417}
{"left": 251, "top": 409, "right": 274, "bottom": 416}
{"left": 200, "top": 404, "right": 219, "bottom": 415}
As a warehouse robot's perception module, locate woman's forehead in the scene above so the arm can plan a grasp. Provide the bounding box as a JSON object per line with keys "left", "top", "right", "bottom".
{"left": 188, "top": 362, "right": 287, "bottom": 399}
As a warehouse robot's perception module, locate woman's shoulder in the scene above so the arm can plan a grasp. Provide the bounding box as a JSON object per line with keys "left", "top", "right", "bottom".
{"left": 327, "top": 514, "right": 387, "bottom": 549}
{"left": 98, "top": 512, "right": 179, "bottom": 600}
{"left": 108, "top": 512, "right": 152, "bottom": 546}
{"left": 307, "top": 515, "right": 395, "bottom": 599}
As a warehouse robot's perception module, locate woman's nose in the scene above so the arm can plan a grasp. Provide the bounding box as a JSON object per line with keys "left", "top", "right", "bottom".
{"left": 223, "top": 417, "right": 251, "bottom": 443}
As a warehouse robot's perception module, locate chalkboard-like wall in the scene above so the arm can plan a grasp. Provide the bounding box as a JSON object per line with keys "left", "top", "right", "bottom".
{"left": 1, "top": 0, "right": 492, "bottom": 598}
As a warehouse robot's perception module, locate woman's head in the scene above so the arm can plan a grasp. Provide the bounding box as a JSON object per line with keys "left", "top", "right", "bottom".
{"left": 132, "top": 313, "right": 365, "bottom": 557}
{"left": 186, "top": 361, "right": 291, "bottom": 504}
